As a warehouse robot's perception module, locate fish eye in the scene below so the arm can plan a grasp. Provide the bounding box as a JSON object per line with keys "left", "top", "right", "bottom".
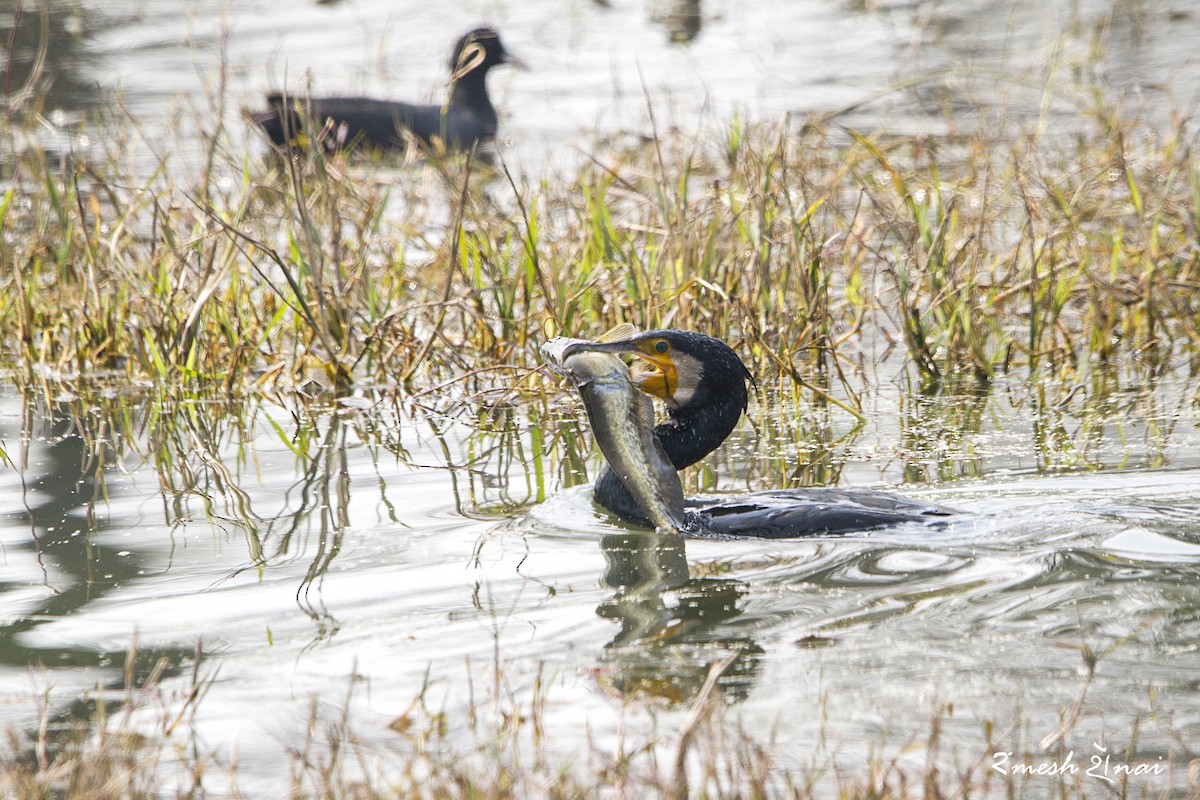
{"left": 654, "top": 340, "right": 670, "bottom": 354}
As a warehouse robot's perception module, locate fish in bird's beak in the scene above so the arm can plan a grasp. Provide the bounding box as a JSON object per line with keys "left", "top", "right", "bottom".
{"left": 562, "top": 334, "right": 681, "bottom": 407}
{"left": 540, "top": 326, "right": 688, "bottom": 533}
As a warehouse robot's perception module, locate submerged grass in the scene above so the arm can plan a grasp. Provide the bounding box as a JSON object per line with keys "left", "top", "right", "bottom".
{"left": 3, "top": 632, "right": 1189, "bottom": 799}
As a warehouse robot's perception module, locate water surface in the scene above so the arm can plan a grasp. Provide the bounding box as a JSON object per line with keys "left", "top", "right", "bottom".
{"left": 3, "top": 0, "right": 1200, "bottom": 794}
{"left": 2, "top": 363, "right": 1199, "bottom": 792}
{"left": 7, "top": 0, "right": 1199, "bottom": 174}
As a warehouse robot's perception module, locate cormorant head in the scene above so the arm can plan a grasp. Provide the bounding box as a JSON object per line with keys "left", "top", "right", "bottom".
{"left": 564, "top": 329, "right": 752, "bottom": 414}
{"left": 450, "top": 28, "right": 527, "bottom": 79}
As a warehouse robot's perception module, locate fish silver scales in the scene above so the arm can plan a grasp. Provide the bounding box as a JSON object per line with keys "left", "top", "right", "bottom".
{"left": 563, "top": 351, "right": 687, "bottom": 533}
{"left": 542, "top": 338, "right": 687, "bottom": 533}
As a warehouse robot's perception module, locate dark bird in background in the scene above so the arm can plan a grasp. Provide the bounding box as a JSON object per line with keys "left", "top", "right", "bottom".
{"left": 566, "top": 330, "right": 958, "bottom": 538}
{"left": 252, "top": 27, "right": 524, "bottom": 152}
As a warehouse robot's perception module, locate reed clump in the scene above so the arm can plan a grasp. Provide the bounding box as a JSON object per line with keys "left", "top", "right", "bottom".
{"left": 3, "top": 66, "right": 1196, "bottom": 800}
{"left": 2, "top": 79, "right": 1197, "bottom": 410}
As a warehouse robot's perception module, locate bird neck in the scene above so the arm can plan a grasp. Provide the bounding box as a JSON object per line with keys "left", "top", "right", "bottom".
{"left": 655, "top": 397, "right": 744, "bottom": 470}
{"left": 448, "top": 70, "right": 495, "bottom": 115}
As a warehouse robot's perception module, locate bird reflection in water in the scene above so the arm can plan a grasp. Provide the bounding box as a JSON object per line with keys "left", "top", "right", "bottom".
{"left": 594, "top": 531, "right": 762, "bottom": 704}
{"left": 651, "top": 0, "right": 704, "bottom": 44}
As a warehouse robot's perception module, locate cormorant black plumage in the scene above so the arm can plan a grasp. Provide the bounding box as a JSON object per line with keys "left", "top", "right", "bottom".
{"left": 567, "top": 330, "right": 956, "bottom": 537}
{"left": 252, "top": 27, "right": 523, "bottom": 152}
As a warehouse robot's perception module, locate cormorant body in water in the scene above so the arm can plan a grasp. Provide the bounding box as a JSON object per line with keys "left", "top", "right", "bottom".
{"left": 252, "top": 28, "right": 523, "bottom": 152}
{"left": 564, "top": 330, "right": 955, "bottom": 538}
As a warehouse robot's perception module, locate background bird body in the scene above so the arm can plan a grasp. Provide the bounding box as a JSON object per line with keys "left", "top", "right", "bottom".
{"left": 252, "top": 27, "right": 522, "bottom": 152}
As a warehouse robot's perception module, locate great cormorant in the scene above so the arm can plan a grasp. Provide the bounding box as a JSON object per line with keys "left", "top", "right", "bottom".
{"left": 565, "top": 329, "right": 956, "bottom": 538}
{"left": 253, "top": 28, "right": 524, "bottom": 152}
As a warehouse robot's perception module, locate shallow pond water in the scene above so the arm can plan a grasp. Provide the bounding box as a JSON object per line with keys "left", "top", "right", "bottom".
{"left": 4, "top": 0, "right": 1200, "bottom": 795}
{"left": 2, "top": 362, "right": 1199, "bottom": 793}
{"left": 8, "top": 0, "right": 1200, "bottom": 176}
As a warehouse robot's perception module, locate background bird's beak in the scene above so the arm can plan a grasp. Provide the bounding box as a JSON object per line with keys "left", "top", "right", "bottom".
{"left": 502, "top": 49, "right": 530, "bottom": 71}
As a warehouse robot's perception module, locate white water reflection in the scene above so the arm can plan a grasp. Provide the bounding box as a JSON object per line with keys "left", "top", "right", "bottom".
{"left": 11, "top": 0, "right": 1199, "bottom": 175}
{"left": 2, "top": 381, "right": 1198, "bottom": 791}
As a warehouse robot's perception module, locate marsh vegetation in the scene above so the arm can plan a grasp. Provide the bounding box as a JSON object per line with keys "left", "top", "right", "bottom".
{"left": 2, "top": 0, "right": 1199, "bottom": 796}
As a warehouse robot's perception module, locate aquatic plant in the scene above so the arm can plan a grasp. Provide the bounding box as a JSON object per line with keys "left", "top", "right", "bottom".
{"left": 1, "top": 53, "right": 1197, "bottom": 405}
{"left": 2, "top": 11, "right": 1199, "bottom": 800}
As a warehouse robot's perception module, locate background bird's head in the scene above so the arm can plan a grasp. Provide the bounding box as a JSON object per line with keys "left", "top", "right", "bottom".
{"left": 450, "top": 28, "right": 525, "bottom": 78}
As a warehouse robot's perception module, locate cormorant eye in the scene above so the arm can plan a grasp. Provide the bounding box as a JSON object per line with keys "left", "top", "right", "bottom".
{"left": 654, "top": 340, "right": 670, "bottom": 354}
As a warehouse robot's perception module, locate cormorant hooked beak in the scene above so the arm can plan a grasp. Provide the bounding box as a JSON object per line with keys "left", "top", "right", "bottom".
{"left": 562, "top": 335, "right": 687, "bottom": 407}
